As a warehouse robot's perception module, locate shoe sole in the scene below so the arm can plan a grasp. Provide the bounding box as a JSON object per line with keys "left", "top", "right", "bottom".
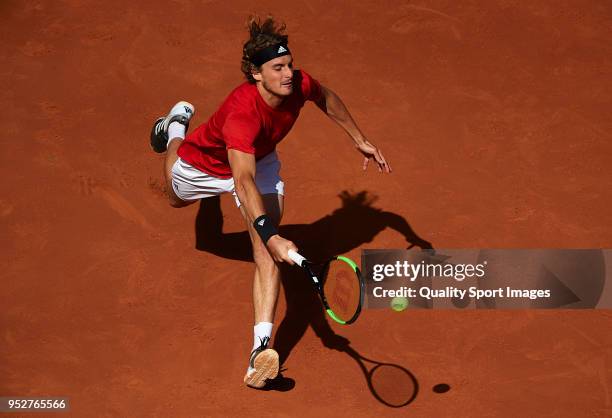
{"left": 244, "top": 349, "right": 279, "bottom": 389}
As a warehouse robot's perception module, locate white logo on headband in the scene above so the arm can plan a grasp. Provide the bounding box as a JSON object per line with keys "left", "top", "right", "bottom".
{"left": 277, "top": 46, "right": 287, "bottom": 53}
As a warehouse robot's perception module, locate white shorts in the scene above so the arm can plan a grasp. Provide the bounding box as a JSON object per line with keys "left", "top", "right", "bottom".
{"left": 171, "top": 151, "right": 284, "bottom": 207}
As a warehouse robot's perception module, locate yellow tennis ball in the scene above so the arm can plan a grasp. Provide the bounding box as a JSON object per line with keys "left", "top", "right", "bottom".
{"left": 391, "top": 296, "right": 409, "bottom": 312}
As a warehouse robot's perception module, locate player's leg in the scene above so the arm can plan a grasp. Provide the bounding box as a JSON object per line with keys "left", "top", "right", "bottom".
{"left": 165, "top": 139, "right": 194, "bottom": 208}
{"left": 150, "top": 101, "right": 196, "bottom": 208}
{"left": 242, "top": 193, "right": 284, "bottom": 388}
{"left": 248, "top": 193, "right": 283, "bottom": 323}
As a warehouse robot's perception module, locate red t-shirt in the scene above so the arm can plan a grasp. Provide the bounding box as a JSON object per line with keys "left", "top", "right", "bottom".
{"left": 177, "top": 69, "right": 322, "bottom": 179}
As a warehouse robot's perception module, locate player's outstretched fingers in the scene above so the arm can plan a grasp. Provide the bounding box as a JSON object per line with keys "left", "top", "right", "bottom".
{"left": 377, "top": 150, "right": 392, "bottom": 173}
{"left": 362, "top": 156, "right": 370, "bottom": 171}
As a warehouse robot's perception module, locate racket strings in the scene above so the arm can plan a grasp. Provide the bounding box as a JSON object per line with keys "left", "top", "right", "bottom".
{"left": 324, "top": 260, "right": 361, "bottom": 322}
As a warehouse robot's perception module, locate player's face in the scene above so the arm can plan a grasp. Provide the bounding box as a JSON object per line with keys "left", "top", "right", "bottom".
{"left": 257, "top": 55, "right": 294, "bottom": 97}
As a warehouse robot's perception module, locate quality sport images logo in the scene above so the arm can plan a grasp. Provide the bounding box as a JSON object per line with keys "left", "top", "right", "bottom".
{"left": 361, "top": 249, "right": 609, "bottom": 310}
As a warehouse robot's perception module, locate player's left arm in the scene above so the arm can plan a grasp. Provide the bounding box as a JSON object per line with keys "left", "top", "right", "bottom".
{"left": 315, "top": 85, "right": 392, "bottom": 173}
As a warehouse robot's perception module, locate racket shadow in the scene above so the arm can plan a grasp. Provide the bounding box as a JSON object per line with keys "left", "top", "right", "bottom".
{"left": 194, "top": 191, "right": 430, "bottom": 399}
{"left": 343, "top": 345, "right": 419, "bottom": 408}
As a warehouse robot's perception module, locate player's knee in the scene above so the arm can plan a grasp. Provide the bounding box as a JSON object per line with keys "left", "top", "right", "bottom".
{"left": 253, "top": 246, "right": 271, "bottom": 262}
{"left": 254, "top": 249, "right": 277, "bottom": 271}
{"left": 257, "top": 261, "right": 278, "bottom": 277}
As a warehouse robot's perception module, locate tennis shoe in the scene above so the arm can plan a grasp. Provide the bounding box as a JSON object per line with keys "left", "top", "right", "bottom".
{"left": 244, "top": 336, "right": 279, "bottom": 389}
{"left": 150, "top": 101, "right": 195, "bottom": 153}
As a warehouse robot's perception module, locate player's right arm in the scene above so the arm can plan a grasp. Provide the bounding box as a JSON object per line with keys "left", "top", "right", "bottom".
{"left": 228, "top": 149, "right": 297, "bottom": 264}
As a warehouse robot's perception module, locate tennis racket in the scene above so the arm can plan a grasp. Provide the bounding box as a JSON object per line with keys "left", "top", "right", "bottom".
{"left": 288, "top": 249, "right": 364, "bottom": 325}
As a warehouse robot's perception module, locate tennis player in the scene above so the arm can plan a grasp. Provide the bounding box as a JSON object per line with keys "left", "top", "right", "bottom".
{"left": 149, "top": 16, "right": 391, "bottom": 388}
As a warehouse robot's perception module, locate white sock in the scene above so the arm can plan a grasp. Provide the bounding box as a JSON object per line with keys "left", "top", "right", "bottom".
{"left": 167, "top": 121, "right": 186, "bottom": 145}
{"left": 247, "top": 322, "right": 274, "bottom": 373}
{"left": 253, "top": 322, "right": 273, "bottom": 351}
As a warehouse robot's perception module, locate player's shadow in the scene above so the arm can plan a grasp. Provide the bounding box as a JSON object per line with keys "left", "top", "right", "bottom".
{"left": 195, "top": 190, "right": 430, "bottom": 399}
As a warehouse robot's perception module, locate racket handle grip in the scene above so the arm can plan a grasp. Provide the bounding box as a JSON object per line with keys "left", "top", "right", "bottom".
{"left": 288, "top": 249, "right": 306, "bottom": 267}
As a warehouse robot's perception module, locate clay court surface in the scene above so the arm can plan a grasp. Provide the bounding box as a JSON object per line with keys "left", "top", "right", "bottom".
{"left": 1, "top": 0, "right": 612, "bottom": 416}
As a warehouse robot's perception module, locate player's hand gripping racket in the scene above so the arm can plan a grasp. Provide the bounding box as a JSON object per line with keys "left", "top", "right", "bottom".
{"left": 288, "top": 249, "right": 365, "bottom": 325}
